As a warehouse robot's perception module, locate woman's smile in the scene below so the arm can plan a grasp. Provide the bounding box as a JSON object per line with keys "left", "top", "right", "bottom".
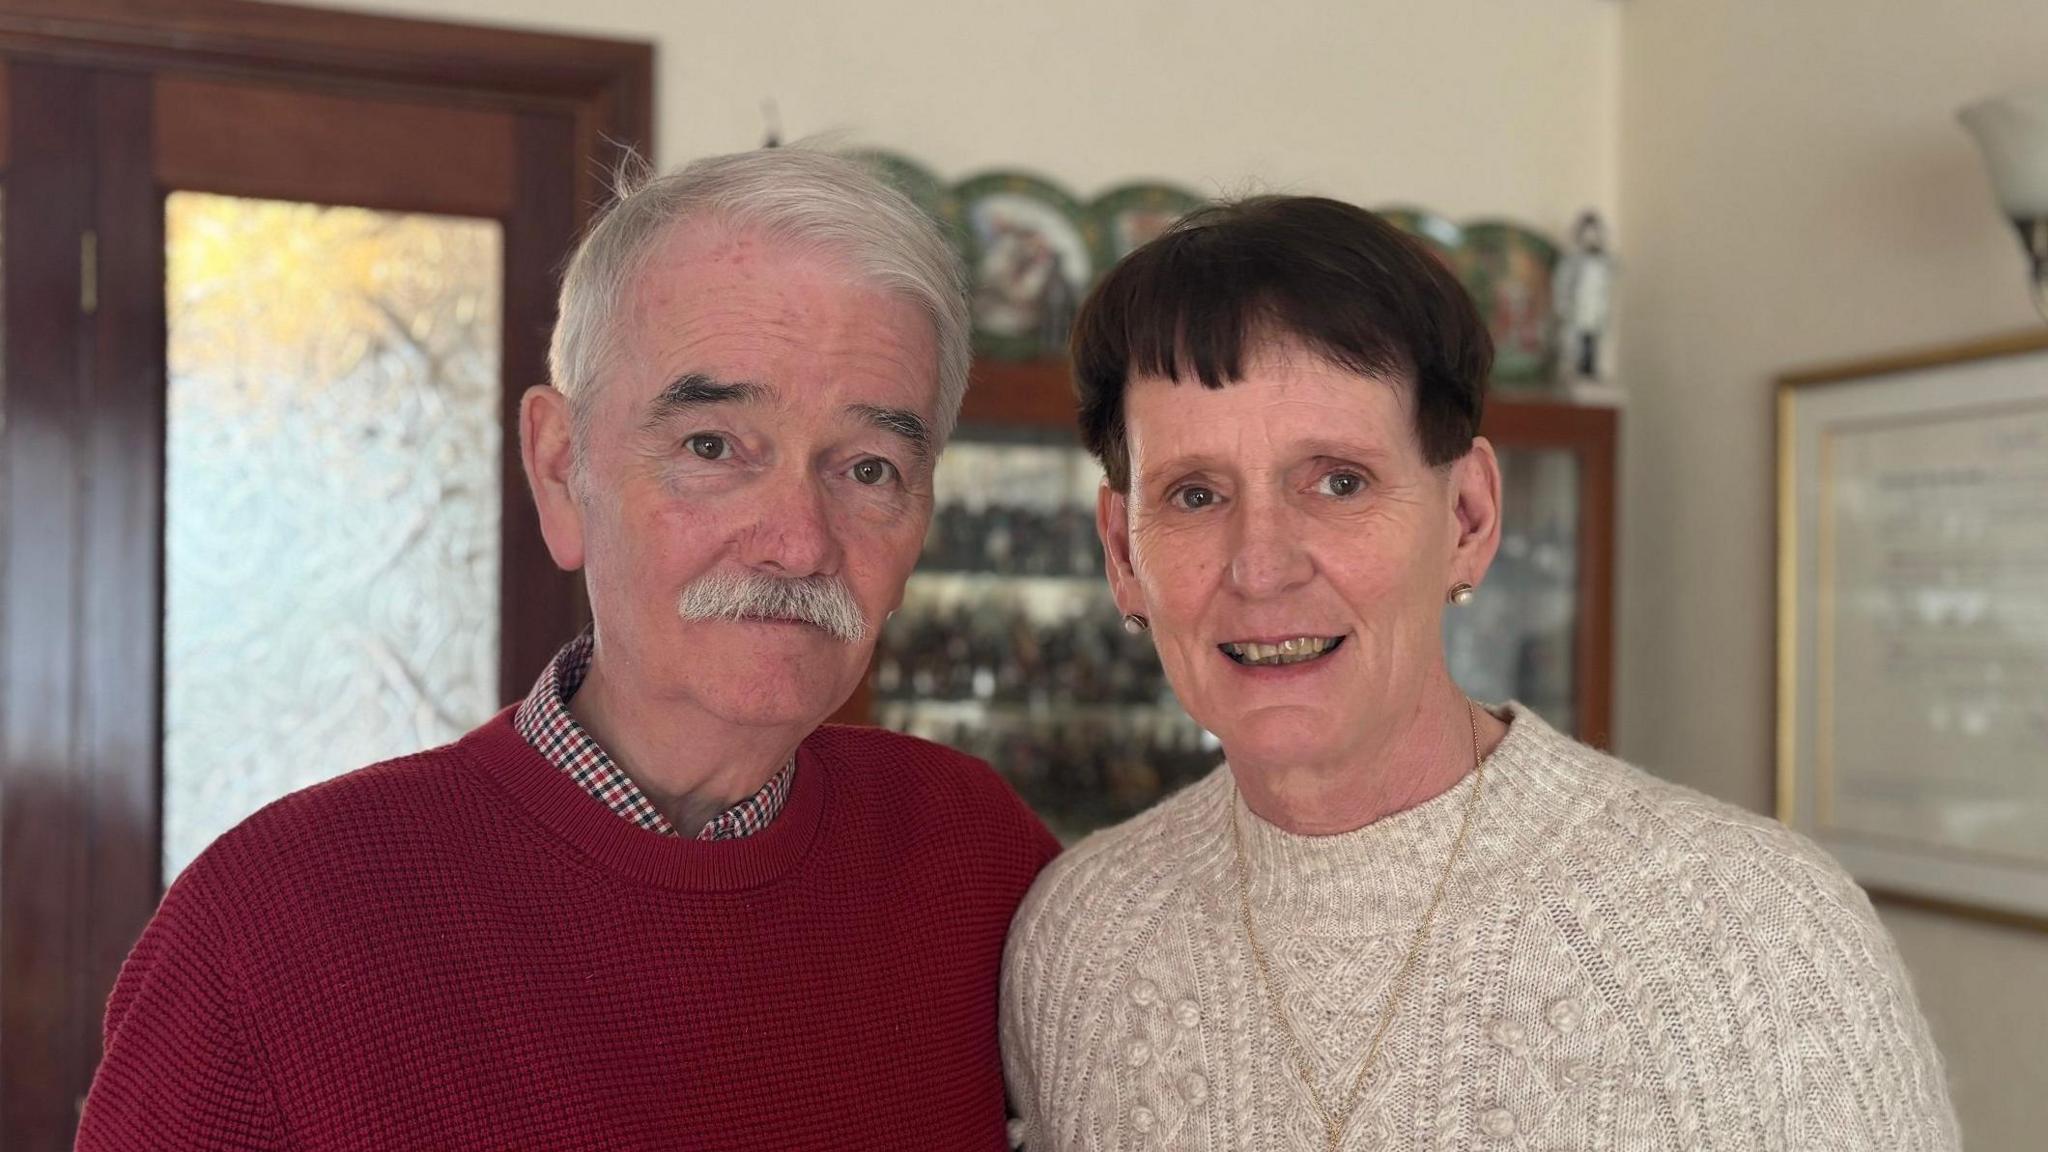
{"left": 1218, "top": 633, "right": 1347, "bottom": 667}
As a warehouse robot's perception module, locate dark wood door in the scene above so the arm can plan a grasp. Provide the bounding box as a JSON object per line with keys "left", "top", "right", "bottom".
{"left": 0, "top": 4, "right": 650, "bottom": 1145}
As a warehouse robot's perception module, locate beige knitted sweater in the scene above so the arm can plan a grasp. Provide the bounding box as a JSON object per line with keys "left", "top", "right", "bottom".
{"left": 1001, "top": 704, "right": 1959, "bottom": 1151}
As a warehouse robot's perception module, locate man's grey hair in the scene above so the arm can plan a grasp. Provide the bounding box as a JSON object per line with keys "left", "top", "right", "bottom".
{"left": 548, "top": 147, "right": 972, "bottom": 448}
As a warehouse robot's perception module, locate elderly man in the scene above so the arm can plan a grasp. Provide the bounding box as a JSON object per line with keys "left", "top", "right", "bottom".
{"left": 77, "top": 150, "right": 1059, "bottom": 1150}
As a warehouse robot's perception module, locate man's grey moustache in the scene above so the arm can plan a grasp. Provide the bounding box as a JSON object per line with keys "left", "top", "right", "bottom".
{"left": 674, "top": 572, "right": 869, "bottom": 645}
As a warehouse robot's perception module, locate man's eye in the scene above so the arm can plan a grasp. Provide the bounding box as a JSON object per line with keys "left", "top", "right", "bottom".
{"left": 1171, "top": 485, "right": 1218, "bottom": 510}
{"left": 851, "top": 458, "right": 897, "bottom": 486}
{"left": 686, "top": 434, "right": 729, "bottom": 461}
{"left": 1317, "top": 471, "right": 1365, "bottom": 498}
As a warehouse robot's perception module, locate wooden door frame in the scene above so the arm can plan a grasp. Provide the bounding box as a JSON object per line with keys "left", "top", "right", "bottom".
{"left": 0, "top": 3, "right": 651, "bottom": 1146}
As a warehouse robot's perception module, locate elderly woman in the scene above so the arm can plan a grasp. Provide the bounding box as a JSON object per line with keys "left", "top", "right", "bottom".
{"left": 1000, "top": 198, "right": 1957, "bottom": 1152}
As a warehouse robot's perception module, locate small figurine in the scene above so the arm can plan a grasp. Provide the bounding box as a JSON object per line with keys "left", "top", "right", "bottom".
{"left": 1552, "top": 210, "right": 1614, "bottom": 384}
{"left": 1037, "top": 249, "right": 1080, "bottom": 353}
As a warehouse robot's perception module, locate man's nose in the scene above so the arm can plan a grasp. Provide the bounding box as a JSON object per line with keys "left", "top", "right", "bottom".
{"left": 741, "top": 469, "right": 842, "bottom": 578}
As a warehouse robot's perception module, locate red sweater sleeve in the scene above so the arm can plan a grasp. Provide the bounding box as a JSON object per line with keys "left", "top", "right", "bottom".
{"left": 77, "top": 870, "right": 288, "bottom": 1152}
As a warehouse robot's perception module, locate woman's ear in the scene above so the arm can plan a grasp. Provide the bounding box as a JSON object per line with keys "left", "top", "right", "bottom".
{"left": 1097, "top": 481, "right": 1146, "bottom": 618}
{"left": 1449, "top": 436, "right": 1504, "bottom": 587}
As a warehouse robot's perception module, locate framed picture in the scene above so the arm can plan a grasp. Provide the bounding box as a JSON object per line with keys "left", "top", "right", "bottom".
{"left": 956, "top": 171, "right": 1098, "bottom": 361}
{"left": 1777, "top": 329, "right": 2048, "bottom": 925}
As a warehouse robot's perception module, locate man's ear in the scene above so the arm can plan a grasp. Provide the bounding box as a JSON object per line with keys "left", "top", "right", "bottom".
{"left": 1448, "top": 436, "right": 1503, "bottom": 589}
{"left": 520, "top": 385, "right": 586, "bottom": 572}
{"left": 1096, "top": 481, "right": 1147, "bottom": 620}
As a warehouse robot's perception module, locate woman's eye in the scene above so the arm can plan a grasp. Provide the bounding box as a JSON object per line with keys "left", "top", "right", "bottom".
{"left": 851, "top": 457, "right": 898, "bottom": 486}
{"left": 1317, "top": 471, "right": 1365, "bottom": 498}
{"left": 686, "top": 434, "right": 729, "bottom": 461}
{"left": 1171, "top": 485, "right": 1218, "bottom": 510}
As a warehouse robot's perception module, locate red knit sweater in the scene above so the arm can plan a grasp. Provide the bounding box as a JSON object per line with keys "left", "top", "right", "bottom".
{"left": 77, "top": 709, "right": 1059, "bottom": 1150}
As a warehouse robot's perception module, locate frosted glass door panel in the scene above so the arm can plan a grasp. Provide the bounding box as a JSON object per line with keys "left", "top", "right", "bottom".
{"left": 162, "top": 192, "right": 503, "bottom": 877}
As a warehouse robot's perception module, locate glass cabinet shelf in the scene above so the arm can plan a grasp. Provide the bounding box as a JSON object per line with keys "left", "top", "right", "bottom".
{"left": 875, "top": 425, "right": 1210, "bottom": 839}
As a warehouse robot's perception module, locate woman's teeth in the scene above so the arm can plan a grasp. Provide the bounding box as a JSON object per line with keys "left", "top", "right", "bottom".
{"left": 1220, "top": 636, "right": 1341, "bottom": 666}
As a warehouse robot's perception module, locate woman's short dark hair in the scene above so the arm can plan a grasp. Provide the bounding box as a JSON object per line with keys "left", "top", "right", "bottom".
{"left": 1070, "top": 195, "right": 1492, "bottom": 491}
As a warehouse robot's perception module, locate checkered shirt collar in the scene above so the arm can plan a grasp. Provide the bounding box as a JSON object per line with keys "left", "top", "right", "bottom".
{"left": 513, "top": 628, "right": 793, "bottom": 840}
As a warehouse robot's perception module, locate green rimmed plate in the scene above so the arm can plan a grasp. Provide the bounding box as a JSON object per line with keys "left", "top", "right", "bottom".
{"left": 846, "top": 149, "right": 968, "bottom": 253}
{"left": 1375, "top": 205, "right": 1466, "bottom": 256}
{"left": 1461, "top": 220, "right": 1561, "bottom": 384}
{"left": 1088, "top": 182, "right": 1208, "bottom": 269}
{"left": 955, "top": 171, "right": 1098, "bottom": 361}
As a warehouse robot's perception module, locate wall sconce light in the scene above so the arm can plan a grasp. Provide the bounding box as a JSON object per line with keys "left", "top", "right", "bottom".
{"left": 1960, "top": 90, "right": 2048, "bottom": 322}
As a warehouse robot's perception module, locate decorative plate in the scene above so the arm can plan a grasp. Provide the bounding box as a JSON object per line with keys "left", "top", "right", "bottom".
{"left": 1460, "top": 221, "right": 1561, "bottom": 384}
{"left": 1088, "top": 182, "right": 1209, "bottom": 269}
{"left": 955, "top": 171, "right": 1098, "bottom": 361}
{"left": 846, "top": 149, "right": 967, "bottom": 252}
{"left": 1375, "top": 205, "right": 1468, "bottom": 269}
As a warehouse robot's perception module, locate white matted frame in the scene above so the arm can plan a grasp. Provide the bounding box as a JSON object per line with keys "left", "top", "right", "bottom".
{"left": 1778, "top": 329, "right": 2048, "bottom": 927}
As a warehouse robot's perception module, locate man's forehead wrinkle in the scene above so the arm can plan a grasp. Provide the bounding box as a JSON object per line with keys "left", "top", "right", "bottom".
{"left": 643, "top": 295, "right": 900, "bottom": 365}
{"left": 629, "top": 222, "right": 875, "bottom": 313}
{"left": 605, "top": 222, "right": 943, "bottom": 442}
{"left": 639, "top": 291, "right": 814, "bottom": 350}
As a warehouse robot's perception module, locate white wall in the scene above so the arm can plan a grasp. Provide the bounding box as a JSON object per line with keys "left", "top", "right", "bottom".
{"left": 1617, "top": 1, "right": 2048, "bottom": 1144}
{"left": 317, "top": 0, "right": 1619, "bottom": 236}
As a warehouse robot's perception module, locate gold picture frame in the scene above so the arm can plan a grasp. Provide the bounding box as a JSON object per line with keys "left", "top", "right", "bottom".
{"left": 1777, "top": 329, "right": 2048, "bottom": 927}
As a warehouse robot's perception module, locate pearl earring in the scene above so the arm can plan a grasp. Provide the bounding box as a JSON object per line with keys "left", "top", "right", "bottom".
{"left": 1447, "top": 582, "right": 1476, "bottom": 606}
{"left": 1122, "top": 613, "right": 1150, "bottom": 634}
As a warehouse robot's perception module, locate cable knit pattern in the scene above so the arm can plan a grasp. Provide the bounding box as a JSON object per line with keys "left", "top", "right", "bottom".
{"left": 1002, "top": 704, "right": 1959, "bottom": 1152}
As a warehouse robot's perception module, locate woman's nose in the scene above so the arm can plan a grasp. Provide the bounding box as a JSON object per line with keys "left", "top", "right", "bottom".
{"left": 1226, "top": 499, "right": 1313, "bottom": 598}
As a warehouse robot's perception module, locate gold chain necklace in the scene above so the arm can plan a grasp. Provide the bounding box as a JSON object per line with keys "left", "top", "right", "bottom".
{"left": 1229, "top": 701, "right": 1486, "bottom": 1152}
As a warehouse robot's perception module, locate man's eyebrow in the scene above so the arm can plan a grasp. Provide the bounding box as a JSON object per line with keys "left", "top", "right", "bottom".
{"left": 850, "top": 404, "right": 933, "bottom": 465}
{"left": 641, "top": 373, "right": 767, "bottom": 430}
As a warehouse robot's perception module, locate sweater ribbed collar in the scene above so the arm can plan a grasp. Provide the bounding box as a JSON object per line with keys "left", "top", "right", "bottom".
{"left": 1182, "top": 702, "right": 1609, "bottom": 928}
{"left": 456, "top": 707, "right": 828, "bottom": 893}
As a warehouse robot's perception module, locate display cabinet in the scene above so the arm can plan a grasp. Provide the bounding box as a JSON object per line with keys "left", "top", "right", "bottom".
{"left": 834, "top": 361, "right": 1616, "bottom": 841}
